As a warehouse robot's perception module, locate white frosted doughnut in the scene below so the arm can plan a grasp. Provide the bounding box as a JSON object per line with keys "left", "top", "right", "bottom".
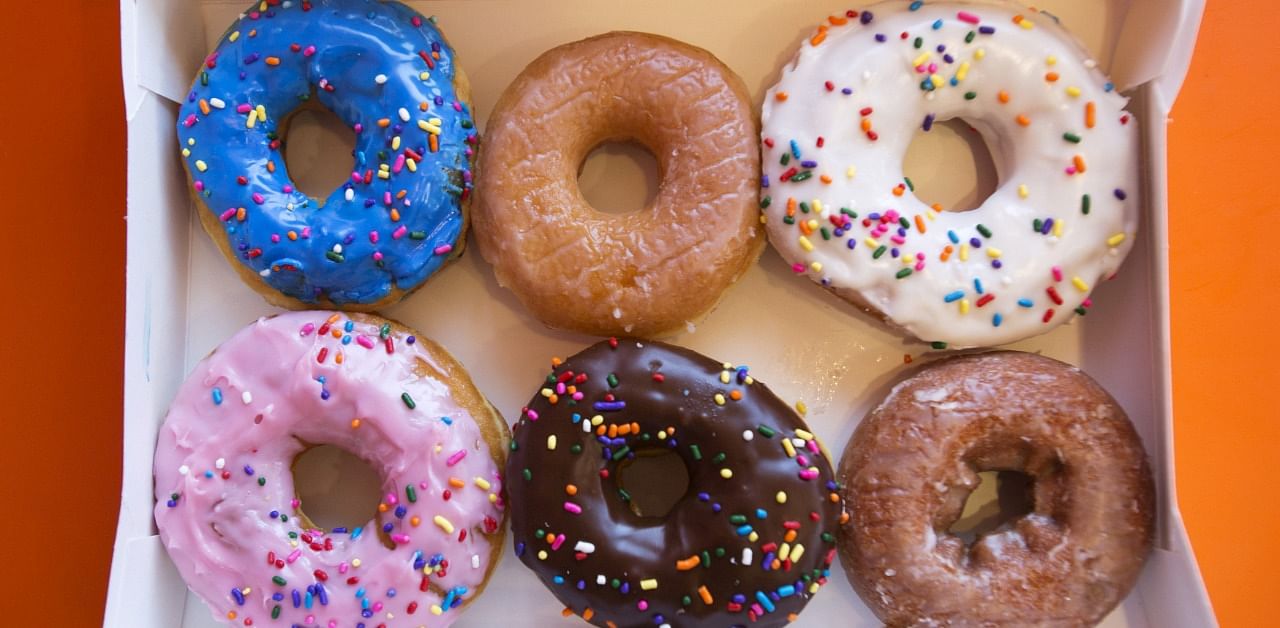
{"left": 761, "top": 1, "right": 1139, "bottom": 348}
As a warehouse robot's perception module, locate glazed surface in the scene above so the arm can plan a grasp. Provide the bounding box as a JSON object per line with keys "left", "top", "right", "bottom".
{"left": 506, "top": 339, "right": 844, "bottom": 627}
{"left": 154, "top": 312, "right": 505, "bottom": 627}
{"left": 761, "top": 1, "right": 1139, "bottom": 348}
{"left": 178, "top": 0, "right": 475, "bottom": 306}
{"left": 474, "top": 31, "right": 763, "bottom": 337}
{"left": 838, "top": 351, "right": 1155, "bottom": 626}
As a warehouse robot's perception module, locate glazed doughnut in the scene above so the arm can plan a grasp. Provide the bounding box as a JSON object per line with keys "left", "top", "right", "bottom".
{"left": 154, "top": 311, "right": 508, "bottom": 627}
{"left": 474, "top": 32, "right": 763, "bottom": 337}
{"left": 178, "top": 0, "right": 476, "bottom": 310}
{"left": 838, "top": 351, "right": 1154, "bottom": 626}
{"left": 761, "top": 2, "right": 1139, "bottom": 348}
{"left": 506, "top": 338, "right": 845, "bottom": 627}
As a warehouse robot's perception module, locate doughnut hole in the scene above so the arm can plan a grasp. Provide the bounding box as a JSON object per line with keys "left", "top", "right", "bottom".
{"left": 614, "top": 449, "right": 691, "bottom": 519}
{"left": 291, "top": 444, "right": 383, "bottom": 534}
{"left": 947, "top": 470, "right": 1036, "bottom": 545}
{"left": 903, "top": 118, "right": 999, "bottom": 212}
{"left": 281, "top": 101, "right": 358, "bottom": 204}
{"left": 577, "top": 140, "right": 660, "bottom": 216}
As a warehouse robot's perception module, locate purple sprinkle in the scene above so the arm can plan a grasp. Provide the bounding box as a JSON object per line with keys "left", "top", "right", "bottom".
{"left": 243, "top": 465, "right": 254, "bottom": 475}
{"left": 842, "top": 87, "right": 854, "bottom": 94}
{"left": 891, "top": 248, "right": 900, "bottom": 258}
{"left": 969, "top": 237, "right": 983, "bottom": 248}
{"left": 860, "top": 10, "right": 874, "bottom": 24}
{"left": 979, "top": 25, "right": 996, "bottom": 34}
{"left": 874, "top": 33, "right": 887, "bottom": 42}
{"left": 406, "top": 336, "right": 416, "bottom": 344}
{"left": 593, "top": 401, "right": 626, "bottom": 412}
{"left": 1114, "top": 188, "right": 1127, "bottom": 200}
{"left": 800, "top": 160, "right": 818, "bottom": 168}
{"left": 847, "top": 239, "right": 857, "bottom": 250}
{"left": 292, "top": 589, "right": 302, "bottom": 608}
{"left": 232, "top": 588, "right": 246, "bottom": 605}
{"left": 515, "top": 542, "right": 525, "bottom": 556}
{"left": 992, "top": 259, "right": 1003, "bottom": 269}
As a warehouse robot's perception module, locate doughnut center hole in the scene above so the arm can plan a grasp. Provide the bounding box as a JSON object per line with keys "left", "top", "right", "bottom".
{"left": 283, "top": 105, "right": 358, "bottom": 204}
{"left": 948, "top": 470, "right": 1035, "bottom": 545}
{"left": 578, "top": 140, "right": 660, "bottom": 215}
{"left": 292, "top": 444, "right": 383, "bottom": 532}
{"left": 903, "top": 118, "right": 999, "bottom": 212}
{"left": 615, "top": 449, "right": 690, "bottom": 518}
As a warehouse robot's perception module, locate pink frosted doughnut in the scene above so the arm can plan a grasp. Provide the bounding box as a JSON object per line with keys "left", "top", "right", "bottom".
{"left": 153, "top": 311, "right": 508, "bottom": 627}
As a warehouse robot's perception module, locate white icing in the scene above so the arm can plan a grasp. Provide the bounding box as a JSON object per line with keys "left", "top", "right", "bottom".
{"left": 761, "top": 1, "right": 1138, "bottom": 347}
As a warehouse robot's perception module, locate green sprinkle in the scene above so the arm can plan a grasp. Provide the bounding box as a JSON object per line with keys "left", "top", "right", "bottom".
{"left": 965, "top": 30, "right": 976, "bottom": 43}
{"left": 612, "top": 446, "right": 631, "bottom": 461}
{"left": 409, "top": 231, "right": 426, "bottom": 240}
{"left": 791, "top": 171, "right": 813, "bottom": 183}
{"left": 711, "top": 452, "right": 726, "bottom": 464}
{"left": 822, "top": 532, "right": 835, "bottom": 543}
{"left": 931, "top": 341, "right": 948, "bottom": 350}
{"left": 607, "top": 373, "right": 619, "bottom": 388}
{"left": 570, "top": 444, "right": 583, "bottom": 454}
{"left": 610, "top": 579, "right": 621, "bottom": 589}
{"left": 280, "top": 514, "right": 288, "bottom": 522}
{"left": 782, "top": 215, "right": 795, "bottom": 225}
{"left": 380, "top": 323, "right": 391, "bottom": 339}
{"left": 903, "top": 177, "right": 915, "bottom": 192}
{"left": 798, "top": 201, "right": 810, "bottom": 214}
{"left": 682, "top": 596, "right": 692, "bottom": 607}
{"left": 1033, "top": 218, "right": 1043, "bottom": 232}
{"left": 840, "top": 207, "right": 857, "bottom": 218}
{"left": 819, "top": 227, "right": 831, "bottom": 241}
{"left": 729, "top": 515, "right": 748, "bottom": 524}
{"left": 509, "top": 440, "right": 518, "bottom": 451}
{"left": 757, "top": 425, "right": 776, "bottom": 438}
{"left": 272, "top": 606, "right": 281, "bottom": 620}
{"left": 964, "top": 91, "right": 977, "bottom": 100}
{"left": 700, "top": 550, "right": 711, "bottom": 567}
{"left": 1075, "top": 306, "right": 1089, "bottom": 316}
{"left": 872, "top": 245, "right": 887, "bottom": 259}
{"left": 1081, "top": 194, "right": 1092, "bottom": 215}
{"left": 1063, "top": 132, "right": 1081, "bottom": 143}
{"left": 401, "top": 392, "right": 416, "bottom": 409}
{"left": 200, "top": 71, "right": 209, "bottom": 86}
{"left": 714, "top": 547, "right": 726, "bottom": 557}
{"left": 272, "top": 576, "right": 287, "bottom": 586}
{"left": 690, "top": 445, "right": 702, "bottom": 460}
{"left": 899, "top": 216, "right": 911, "bottom": 229}
{"left": 618, "top": 488, "right": 631, "bottom": 502}
{"left": 406, "top": 485, "right": 417, "bottom": 503}
{"left": 522, "top": 468, "right": 532, "bottom": 481}
{"left": 460, "top": 119, "right": 474, "bottom": 129}
{"left": 759, "top": 196, "right": 772, "bottom": 209}
{"left": 639, "top": 433, "right": 650, "bottom": 441}
{"left": 257, "top": 477, "right": 266, "bottom": 486}
{"left": 325, "top": 251, "right": 345, "bottom": 263}
{"left": 976, "top": 224, "right": 992, "bottom": 238}
{"left": 913, "top": 36, "right": 923, "bottom": 48}
{"left": 780, "top": 153, "right": 791, "bottom": 166}
{"left": 535, "top": 528, "right": 545, "bottom": 538}
{"left": 896, "top": 268, "right": 913, "bottom": 279}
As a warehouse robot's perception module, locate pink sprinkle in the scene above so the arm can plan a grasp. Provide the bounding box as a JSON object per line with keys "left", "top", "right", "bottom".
{"left": 555, "top": 383, "right": 566, "bottom": 395}
{"left": 927, "top": 62, "right": 938, "bottom": 73}
{"left": 446, "top": 450, "right": 467, "bottom": 467}
{"left": 287, "top": 550, "right": 302, "bottom": 564}
{"left": 300, "top": 227, "right": 311, "bottom": 239}
{"left": 219, "top": 208, "right": 237, "bottom": 221}
{"left": 571, "top": 392, "right": 584, "bottom": 401}
{"left": 183, "top": 114, "right": 198, "bottom": 127}
{"left": 551, "top": 534, "right": 566, "bottom": 550}
{"left": 351, "top": 171, "right": 363, "bottom": 183}
{"left": 372, "top": 251, "right": 384, "bottom": 261}
{"left": 411, "top": 15, "right": 422, "bottom": 27}
{"left": 638, "top": 601, "right": 649, "bottom": 611}
{"left": 1052, "top": 266, "right": 1063, "bottom": 282}
{"left": 525, "top": 409, "right": 539, "bottom": 421}
{"left": 791, "top": 263, "right": 805, "bottom": 273}
{"left": 338, "top": 563, "right": 349, "bottom": 574}
{"left": 564, "top": 502, "right": 583, "bottom": 515}
{"left": 796, "top": 454, "right": 810, "bottom": 467}
{"left": 890, "top": 235, "right": 906, "bottom": 245}
{"left": 799, "top": 469, "right": 819, "bottom": 481}
{"left": 300, "top": 323, "right": 315, "bottom": 336}
{"left": 283, "top": 185, "right": 293, "bottom": 193}
{"left": 393, "top": 153, "right": 405, "bottom": 173}
{"left": 452, "top": 102, "right": 463, "bottom": 112}
{"left": 915, "top": 261, "right": 925, "bottom": 271}
{"left": 384, "top": 191, "right": 392, "bottom": 205}
{"left": 886, "top": 209, "right": 900, "bottom": 221}
{"left": 957, "top": 11, "right": 981, "bottom": 24}
{"left": 369, "top": 230, "right": 379, "bottom": 243}
{"left": 252, "top": 192, "right": 265, "bottom": 204}
{"left": 193, "top": 181, "right": 204, "bottom": 192}
{"left": 236, "top": 104, "right": 252, "bottom": 114}
{"left": 392, "top": 225, "right": 408, "bottom": 240}
{"left": 357, "top": 335, "right": 375, "bottom": 349}
{"left": 1082, "top": 297, "right": 1094, "bottom": 307}
{"left": 291, "top": 498, "right": 300, "bottom": 508}
{"left": 806, "top": 440, "right": 820, "bottom": 453}
{"left": 353, "top": 123, "right": 363, "bottom": 133}
{"left": 303, "top": 45, "right": 316, "bottom": 57}
{"left": 391, "top": 534, "right": 410, "bottom": 545}
{"left": 371, "top": 602, "right": 383, "bottom": 613}
{"left": 386, "top": 494, "right": 398, "bottom": 506}
{"left": 1065, "top": 166, "right": 1077, "bottom": 175}
{"left": 271, "top": 234, "right": 280, "bottom": 243}
{"left": 433, "top": 244, "right": 453, "bottom": 255}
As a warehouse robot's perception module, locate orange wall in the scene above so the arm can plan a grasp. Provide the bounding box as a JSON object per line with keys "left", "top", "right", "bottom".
{"left": 0, "top": 1, "right": 1274, "bottom": 625}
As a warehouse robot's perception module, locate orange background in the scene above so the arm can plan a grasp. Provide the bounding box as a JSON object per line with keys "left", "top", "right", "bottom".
{"left": 0, "top": 1, "right": 1274, "bottom": 625}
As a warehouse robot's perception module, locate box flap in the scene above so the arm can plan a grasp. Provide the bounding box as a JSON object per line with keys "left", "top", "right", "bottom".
{"left": 1111, "top": 0, "right": 1204, "bottom": 105}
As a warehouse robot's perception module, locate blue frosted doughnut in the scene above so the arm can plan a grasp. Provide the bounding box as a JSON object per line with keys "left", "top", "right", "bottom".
{"left": 177, "top": 0, "right": 476, "bottom": 308}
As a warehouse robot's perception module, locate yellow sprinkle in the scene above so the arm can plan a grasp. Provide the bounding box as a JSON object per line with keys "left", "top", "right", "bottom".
{"left": 474, "top": 477, "right": 492, "bottom": 490}
{"left": 798, "top": 236, "right": 814, "bottom": 252}
{"left": 536, "top": 550, "right": 547, "bottom": 561}
{"left": 245, "top": 109, "right": 258, "bottom": 128}
{"left": 418, "top": 71, "right": 430, "bottom": 81}
{"left": 795, "top": 400, "right": 808, "bottom": 416}
{"left": 255, "top": 105, "right": 266, "bottom": 120}
{"left": 782, "top": 439, "right": 797, "bottom": 458}
{"left": 433, "top": 515, "right": 455, "bottom": 534}
{"left": 640, "top": 579, "right": 659, "bottom": 591}
{"left": 987, "top": 247, "right": 1002, "bottom": 259}
{"left": 806, "top": 219, "right": 819, "bottom": 231}
{"left": 846, "top": 166, "right": 857, "bottom": 179}
{"left": 975, "top": 47, "right": 986, "bottom": 60}
{"left": 1072, "top": 276, "right": 1090, "bottom": 292}
{"left": 720, "top": 371, "right": 731, "bottom": 384}
{"left": 1046, "top": 55, "right": 1058, "bottom": 66}
{"left": 187, "top": 138, "right": 195, "bottom": 146}
{"left": 547, "top": 435, "right": 557, "bottom": 450}
{"left": 930, "top": 74, "right": 943, "bottom": 88}
{"left": 1020, "top": 18, "right": 1035, "bottom": 29}
{"left": 926, "top": 209, "right": 939, "bottom": 220}
{"left": 795, "top": 428, "right": 814, "bottom": 440}
{"left": 540, "top": 387, "right": 553, "bottom": 398}
{"left": 912, "top": 52, "right": 931, "bottom": 67}
{"left": 959, "top": 299, "right": 971, "bottom": 315}
{"left": 809, "top": 261, "right": 823, "bottom": 273}
{"left": 391, "top": 136, "right": 401, "bottom": 150}
{"left": 959, "top": 243, "right": 970, "bottom": 261}
{"left": 956, "top": 61, "right": 971, "bottom": 81}
{"left": 776, "top": 491, "right": 788, "bottom": 504}
{"left": 720, "top": 468, "right": 733, "bottom": 479}
{"left": 812, "top": 199, "right": 824, "bottom": 214}
{"left": 1017, "top": 184, "right": 1029, "bottom": 198}
{"left": 748, "top": 531, "right": 759, "bottom": 543}
{"left": 779, "top": 543, "right": 792, "bottom": 561}
{"left": 417, "top": 119, "right": 441, "bottom": 135}
{"left": 228, "top": 31, "right": 240, "bottom": 42}
{"left": 591, "top": 415, "right": 603, "bottom": 426}
{"left": 714, "top": 393, "right": 726, "bottom": 406}
{"left": 864, "top": 237, "right": 879, "bottom": 249}
{"left": 377, "top": 170, "right": 389, "bottom": 180}
{"left": 181, "top": 148, "right": 191, "bottom": 157}
{"left": 406, "top": 158, "right": 417, "bottom": 172}
{"left": 790, "top": 544, "right": 806, "bottom": 562}
{"left": 1108, "top": 233, "right": 1127, "bottom": 247}
{"left": 1053, "top": 219, "right": 1064, "bottom": 237}
{"left": 352, "top": 558, "right": 361, "bottom": 568}
{"left": 429, "top": 117, "right": 443, "bottom": 126}
{"left": 657, "top": 430, "right": 667, "bottom": 440}
{"left": 195, "top": 160, "right": 208, "bottom": 172}
{"left": 489, "top": 493, "right": 498, "bottom": 503}
{"left": 1066, "top": 86, "right": 1082, "bottom": 98}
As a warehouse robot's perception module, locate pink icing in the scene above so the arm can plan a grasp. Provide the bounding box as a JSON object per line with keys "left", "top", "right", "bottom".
{"left": 153, "top": 312, "right": 503, "bottom": 627}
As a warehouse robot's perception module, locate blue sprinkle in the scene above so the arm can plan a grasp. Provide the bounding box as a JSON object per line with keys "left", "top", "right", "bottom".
{"left": 553, "top": 575, "right": 565, "bottom": 584}
{"left": 515, "top": 542, "right": 525, "bottom": 556}
{"left": 271, "top": 592, "right": 283, "bottom": 602}
{"left": 292, "top": 589, "right": 302, "bottom": 608}
{"left": 790, "top": 139, "right": 801, "bottom": 159}
{"left": 993, "top": 313, "right": 1004, "bottom": 327}
{"left": 947, "top": 230, "right": 959, "bottom": 244}
{"left": 1018, "top": 298, "right": 1034, "bottom": 308}
{"left": 269, "top": 510, "right": 279, "bottom": 519}
{"left": 351, "top": 526, "right": 363, "bottom": 540}
{"left": 932, "top": 19, "right": 943, "bottom": 29}
{"left": 697, "top": 492, "right": 710, "bottom": 502}
{"left": 860, "top": 10, "right": 873, "bottom": 25}
{"left": 305, "top": 590, "right": 313, "bottom": 609}
{"left": 344, "top": 320, "right": 354, "bottom": 332}
{"left": 571, "top": 413, "right": 582, "bottom": 424}
{"left": 874, "top": 33, "right": 887, "bottom": 43}
{"left": 943, "top": 290, "right": 964, "bottom": 303}
{"left": 842, "top": 86, "right": 854, "bottom": 94}
{"left": 231, "top": 589, "right": 246, "bottom": 606}
{"left": 204, "top": 470, "right": 213, "bottom": 478}
{"left": 333, "top": 527, "right": 347, "bottom": 534}
{"left": 800, "top": 160, "right": 818, "bottom": 168}
{"left": 356, "top": 587, "right": 366, "bottom": 599}
{"left": 387, "top": 588, "right": 397, "bottom": 598}
{"left": 909, "top": 0, "right": 923, "bottom": 9}
{"left": 755, "top": 508, "right": 767, "bottom": 519}
{"left": 756, "top": 591, "right": 777, "bottom": 613}
{"left": 1104, "top": 82, "right": 1115, "bottom": 92}
{"left": 212, "top": 387, "right": 223, "bottom": 405}
{"left": 777, "top": 584, "right": 797, "bottom": 597}
{"left": 974, "top": 278, "right": 984, "bottom": 294}
{"left": 341, "top": 335, "right": 352, "bottom": 345}
{"left": 593, "top": 401, "right": 625, "bottom": 412}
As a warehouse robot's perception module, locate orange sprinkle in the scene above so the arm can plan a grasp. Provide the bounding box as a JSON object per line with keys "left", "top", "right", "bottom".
{"left": 892, "top": 184, "right": 905, "bottom": 197}
{"left": 904, "top": 354, "right": 914, "bottom": 364}
{"left": 410, "top": 516, "right": 421, "bottom": 527}
{"left": 729, "top": 390, "right": 743, "bottom": 401}
{"left": 840, "top": 511, "right": 851, "bottom": 524}
{"left": 940, "top": 244, "right": 954, "bottom": 261}
{"left": 698, "top": 585, "right": 714, "bottom": 604}
{"left": 390, "top": 208, "right": 401, "bottom": 222}
{"left": 819, "top": 174, "right": 832, "bottom": 184}
{"left": 582, "top": 609, "right": 594, "bottom": 621}
{"left": 198, "top": 99, "right": 210, "bottom": 115}
{"left": 227, "top": 612, "right": 237, "bottom": 620}
{"left": 265, "top": 56, "right": 280, "bottom": 66}
{"left": 1045, "top": 71, "right": 1059, "bottom": 82}
{"left": 607, "top": 424, "right": 618, "bottom": 439}
{"left": 1012, "top": 14, "right": 1025, "bottom": 24}
{"left": 596, "top": 425, "right": 606, "bottom": 436}
{"left": 334, "top": 352, "right": 344, "bottom": 365}
{"left": 561, "top": 608, "right": 574, "bottom": 618}
{"left": 676, "top": 555, "right": 701, "bottom": 571}
{"left": 565, "top": 484, "right": 578, "bottom": 496}
{"left": 378, "top": 503, "right": 389, "bottom": 513}
{"left": 1085, "top": 101, "right": 1097, "bottom": 129}
{"left": 618, "top": 423, "right": 632, "bottom": 436}
{"left": 429, "top": 133, "right": 439, "bottom": 153}
{"left": 775, "top": 92, "right": 789, "bottom": 102}
{"left": 350, "top": 418, "right": 361, "bottom": 429}
{"left": 798, "top": 220, "right": 813, "bottom": 236}
{"left": 331, "top": 328, "right": 342, "bottom": 338}
{"left": 377, "top": 118, "right": 391, "bottom": 128}
{"left": 236, "top": 207, "right": 246, "bottom": 222}
{"left": 545, "top": 532, "right": 556, "bottom": 543}
{"left": 998, "top": 90, "right": 1010, "bottom": 104}
{"left": 786, "top": 197, "right": 797, "bottom": 217}
{"left": 860, "top": 118, "right": 872, "bottom": 133}
{"left": 631, "top": 422, "right": 640, "bottom": 434}
{"left": 449, "top": 477, "right": 465, "bottom": 488}
{"left": 915, "top": 215, "right": 927, "bottom": 233}
{"left": 396, "top": 189, "right": 408, "bottom": 199}
{"left": 266, "top": 160, "right": 276, "bottom": 173}
{"left": 829, "top": 14, "right": 849, "bottom": 26}
{"left": 931, "top": 203, "right": 944, "bottom": 212}
{"left": 607, "top": 622, "right": 617, "bottom": 628}
{"left": 784, "top": 530, "right": 797, "bottom": 543}
{"left": 810, "top": 27, "right": 829, "bottom": 47}
{"left": 326, "top": 313, "right": 341, "bottom": 324}
{"left": 551, "top": 357, "right": 563, "bottom": 367}
{"left": 1073, "top": 154, "right": 1087, "bottom": 173}
{"left": 1016, "top": 114, "right": 1030, "bottom": 127}
{"left": 547, "top": 393, "right": 558, "bottom": 404}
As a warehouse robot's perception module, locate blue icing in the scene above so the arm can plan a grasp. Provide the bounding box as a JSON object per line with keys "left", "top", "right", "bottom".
{"left": 178, "top": 0, "right": 474, "bottom": 305}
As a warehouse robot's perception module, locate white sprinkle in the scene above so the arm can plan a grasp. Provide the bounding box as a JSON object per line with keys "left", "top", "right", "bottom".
{"left": 1084, "top": 59, "right": 1097, "bottom": 69}
{"left": 612, "top": 307, "right": 622, "bottom": 319}
{"left": 884, "top": 568, "right": 897, "bottom": 577}
{"left": 208, "top": 97, "right": 226, "bottom": 109}
{"left": 471, "top": 554, "right": 480, "bottom": 569}
{"left": 375, "top": 74, "right": 388, "bottom": 85}
{"left": 398, "top": 107, "right": 411, "bottom": 122}
{"left": 259, "top": 269, "right": 271, "bottom": 277}
{"left": 345, "top": 188, "right": 355, "bottom": 202}
{"left": 742, "top": 548, "right": 753, "bottom": 566}
{"left": 596, "top": 575, "right": 606, "bottom": 585}
{"left": 574, "top": 541, "right": 596, "bottom": 554}
{"left": 178, "top": 465, "right": 190, "bottom": 476}
{"left": 333, "top": 243, "right": 343, "bottom": 254}
{"left": 546, "top": 435, "right": 557, "bottom": 450}
{"left": 215, "top": 458, "right": 226, "bottom": 469}
{"left": 582, "top": 420, "right": 592, "bottom": 433}
{"left": 742, "top": 430, "right": 754, "bottom": 441}
{"left": 241, "top": 391, "right": 253, "bottom": 404}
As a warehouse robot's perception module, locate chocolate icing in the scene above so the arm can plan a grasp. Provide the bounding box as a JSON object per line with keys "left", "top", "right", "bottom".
{"left": 506, "top": 339, "right": 844, "bottom": 627}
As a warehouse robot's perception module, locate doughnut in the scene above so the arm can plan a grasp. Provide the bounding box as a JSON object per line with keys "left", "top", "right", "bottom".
{"left": 505, "top": 338, "right": 846, "bottom": 627}
{"left": 838, "top": 351, "right": 1154, "bottom": 625}
{"left": 473, "top": 32, "right": 763, "bottom": 337}
{"left": 153, "top": 311, "right": 508, "bottom": 627}
{"left": 760, "top": 3, "right": 1139, "bottom": 348}
{"left": 177, "top": 0, "right": 477, "bottom": 310}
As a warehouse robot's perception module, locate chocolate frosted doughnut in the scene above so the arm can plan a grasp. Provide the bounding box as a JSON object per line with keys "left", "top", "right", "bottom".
{"left": 506, "top": 339, "right": 845, "bottom": 627}
{"left": 838, "top": 351, "right": 1155, "bottom": 626}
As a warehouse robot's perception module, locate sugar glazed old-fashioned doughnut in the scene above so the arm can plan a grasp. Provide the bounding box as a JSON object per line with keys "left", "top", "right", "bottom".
{"left": 761, "top": 3, "right": 1139, "bottom": 348}
{"left": 474, "top": 32, "right": 763, "bottom": 337}
{"left": 838, "top": 351, "right": 1155, "bottom": 626}
{"left": 177, "top": 0, "right": 477, "bottom": 309}
{"left": 506, "top": 339, "right": 845, "bottom": 626}
{"left": 154, "top": 312, "right": 508, "bottom": 627}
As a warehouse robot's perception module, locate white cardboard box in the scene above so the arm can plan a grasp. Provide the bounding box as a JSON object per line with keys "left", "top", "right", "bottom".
{"left": 109, "top": 0, "right": 1214, "bottom": 625}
